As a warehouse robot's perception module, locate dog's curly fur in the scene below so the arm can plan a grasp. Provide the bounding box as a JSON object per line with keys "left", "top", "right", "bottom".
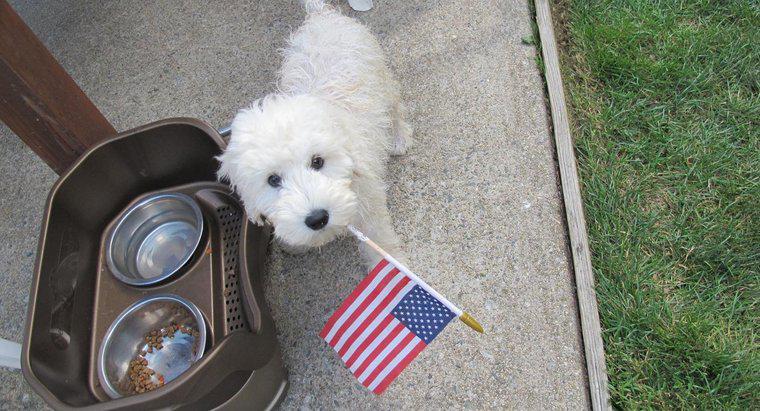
{"left": 218, "top": 0, "right": 412, "bottom": 267}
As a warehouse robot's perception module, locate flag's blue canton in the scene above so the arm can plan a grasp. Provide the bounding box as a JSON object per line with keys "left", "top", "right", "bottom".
{"left": 391, "top": 285, "right": 455, "bottom": 344}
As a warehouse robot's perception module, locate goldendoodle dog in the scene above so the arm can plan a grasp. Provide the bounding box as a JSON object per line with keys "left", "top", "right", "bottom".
{"left": 218, "top": 0, "right": 412, "bottom": 267}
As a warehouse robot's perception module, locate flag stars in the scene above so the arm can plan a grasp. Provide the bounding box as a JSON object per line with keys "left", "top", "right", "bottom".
{"left": 391, "top": 285, "right": 456, "bottom": 343}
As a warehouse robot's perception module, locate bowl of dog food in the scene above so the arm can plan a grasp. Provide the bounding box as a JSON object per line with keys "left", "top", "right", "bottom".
{"left": 97, "top": 295, "right": 207, "bottom": 398}
{"left": 106, "top": 193, "right": 204, "bottom": 286}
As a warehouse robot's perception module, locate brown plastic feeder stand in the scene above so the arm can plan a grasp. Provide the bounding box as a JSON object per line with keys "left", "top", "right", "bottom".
{"left": 22, "top": 119, "right": 289, "bottom": 410}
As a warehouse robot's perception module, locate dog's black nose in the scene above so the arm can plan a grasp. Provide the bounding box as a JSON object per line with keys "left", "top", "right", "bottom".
{"left": 305, "top": 209, "right": 329, "bottom": 230}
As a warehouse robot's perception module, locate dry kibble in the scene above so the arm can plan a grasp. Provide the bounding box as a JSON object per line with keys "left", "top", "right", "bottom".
{"left": 126, "top": 344, "right": 162, "bottom": 394}
{"left": 126, "top": 324, "right": 200, "bottom": 395}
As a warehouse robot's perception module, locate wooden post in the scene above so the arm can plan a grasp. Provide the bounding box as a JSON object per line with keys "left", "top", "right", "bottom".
{"left": 0, "top": 1, "right": 115, "bottom": 174}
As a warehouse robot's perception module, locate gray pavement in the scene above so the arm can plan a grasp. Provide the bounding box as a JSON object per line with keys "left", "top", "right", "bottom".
{"left": 0, "top": 1, "right": 588, "bottom": 409}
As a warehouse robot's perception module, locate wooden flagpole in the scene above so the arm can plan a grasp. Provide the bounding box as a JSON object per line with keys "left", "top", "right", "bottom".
{"left": 347, "top": 225, "right": 484, "bottom": 333}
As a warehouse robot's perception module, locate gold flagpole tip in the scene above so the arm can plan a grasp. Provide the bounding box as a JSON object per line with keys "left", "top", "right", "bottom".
{"left": 459, "top": 312, "right": 484, "bottom": 334}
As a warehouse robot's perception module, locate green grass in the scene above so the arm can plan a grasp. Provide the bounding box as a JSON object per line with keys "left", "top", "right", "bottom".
{"left": 552, "top": 0, "right": 759, "bottom": 408}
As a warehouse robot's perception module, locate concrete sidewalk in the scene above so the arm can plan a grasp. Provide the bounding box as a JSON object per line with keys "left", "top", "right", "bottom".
{"left": 0, "top": 1, "right": 588, "bottom": 409}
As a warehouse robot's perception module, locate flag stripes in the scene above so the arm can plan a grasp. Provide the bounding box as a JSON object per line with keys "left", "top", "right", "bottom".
{"left": 320, "top": 259, "right": 393, "bottom": 341}
{"left": 321, "top": 258, "right": 454, "bottom": 394}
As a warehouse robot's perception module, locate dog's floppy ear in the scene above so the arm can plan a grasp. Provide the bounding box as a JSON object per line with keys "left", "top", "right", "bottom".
{"left": 217, "top": 138, "right": 264, "bottom": 227}
{"left": 216, "top": 97, "right": 280, "bottom": 228}
{"left": 216, "top": 99, "right": 268, "bottom": 188}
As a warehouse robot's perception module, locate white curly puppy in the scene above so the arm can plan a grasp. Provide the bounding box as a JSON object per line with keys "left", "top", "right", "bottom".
{"left": 218, "top": 0, "right": 412, "bottom": 267}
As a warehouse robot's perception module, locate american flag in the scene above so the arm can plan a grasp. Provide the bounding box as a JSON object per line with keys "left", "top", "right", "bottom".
{"left": 320, "top": 258, "right": 456, "bottom": 394}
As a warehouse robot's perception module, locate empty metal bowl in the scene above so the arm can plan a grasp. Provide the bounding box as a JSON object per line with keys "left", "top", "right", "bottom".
{"left": 97, "top": 295, "right": 207, "bottom": 399}
{"left": 107, "top": 193, "right": 203, "bottom": 286}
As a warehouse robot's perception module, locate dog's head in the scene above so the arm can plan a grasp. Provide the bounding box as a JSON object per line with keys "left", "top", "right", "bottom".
{"left": 218, "top": 94, "right": 359, "bottom": 248}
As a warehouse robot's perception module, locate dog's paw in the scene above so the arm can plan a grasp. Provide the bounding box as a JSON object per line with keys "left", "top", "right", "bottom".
{"left": 390, "top": 139, "right": 408, "bottom": 156}
{"left": 391, "top": 132, "right": 413, "bottom": 156}
{"left": 391, "top": 120, "right": 413, "bottom": 156}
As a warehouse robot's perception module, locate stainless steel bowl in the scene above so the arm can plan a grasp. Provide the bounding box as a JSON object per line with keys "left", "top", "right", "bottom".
{"left": 97, "top": 295, "right": 207, "bottom": 399}
{"left": 107, "top": 193, "right": 203, "bottom": 286}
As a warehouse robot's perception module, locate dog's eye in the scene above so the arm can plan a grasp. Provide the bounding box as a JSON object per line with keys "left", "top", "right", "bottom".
{"left": 267, "top": 174, "right": 282, "bottom": 188}
{"left": 311, "top": 155, "right": 324, "bottom": 170}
